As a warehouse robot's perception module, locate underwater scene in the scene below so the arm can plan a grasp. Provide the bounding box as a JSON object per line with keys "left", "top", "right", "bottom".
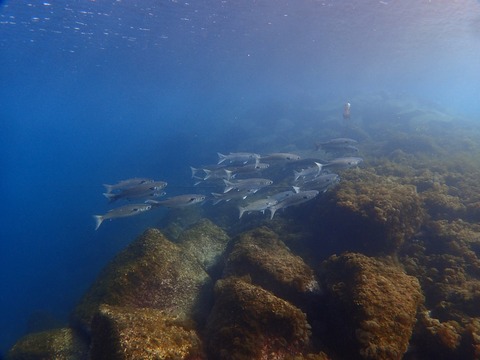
{"left": 2, "top": 0, "right": 480, "bottom": 359}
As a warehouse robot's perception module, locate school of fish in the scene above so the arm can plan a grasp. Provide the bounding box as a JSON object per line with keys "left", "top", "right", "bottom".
{"left": 93, "top": 138, "right": 363, "bottom": 229}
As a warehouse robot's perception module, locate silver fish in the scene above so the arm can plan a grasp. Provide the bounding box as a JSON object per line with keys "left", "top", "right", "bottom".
{"left": 217, "top": 152, "right": 260, "bottom": 165}
{"left": 293, "top": 162, "right": 323, "bottom": 182}
{"left": 147, "top": 194, "right": 206, "bottom": 208}
{"left": 103, "top": 181, "right": 168, "bottom": 203}
{"left": 93, "top": 204, "right": 152, "bottom": 230}
{"left": 261, "top": 153, "right": 301, "bottom": 161}
{"left": 226, "top": 163, "right": 270, "bottom": 177}
{"left": 268, "top": 190, "right": 319, "bottom": 219}
{"left": 223, "top": 178, "right": 273, "bottom": 193}
{"left": 302, "top": 174, "right": 340, "bottom": 191}
{"left": 238, "top": 198, "right": 278, "bottom": 219}
{"left": 316, "top": 138, "right": 358, "bottom": 150}
{"left": 103, "top": 178, "right": 154, "bottom": 193}
{"left": 324, "top": 157, "right": 363, "bottom": 169}
{"left": 268, "top": 187, "right": 300, "bottom": 202}
{"left": 211, "top": 189, "right": 253, "bottom": 205}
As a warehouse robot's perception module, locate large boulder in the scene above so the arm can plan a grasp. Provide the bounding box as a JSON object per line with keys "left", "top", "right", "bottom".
{"left": 178, "top": 219, "right": 230, "bottom": 278}
{"left": 205, "top": 277, "right": 325, "bottom": 360}
{"left": 7, "top": 328, "right": 88, "bottom": 360}
{"left": 315, "top": 169, "right": 425, "bottom": 255}
{"left": 90, "top": 304, "right": 205, "bottom": 360}
{"left": 223, "top": 227, "right": 320, "bottom": 310}
{"left": 71, "top": 228, "right": 213, "bottom": 333}
{"left": 321, "top": 252, "right": 423, "bottom": 360}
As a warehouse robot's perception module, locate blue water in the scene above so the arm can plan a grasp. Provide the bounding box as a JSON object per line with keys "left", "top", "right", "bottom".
{"left": 1, "top": 0, "right": 480, "bottom": 354}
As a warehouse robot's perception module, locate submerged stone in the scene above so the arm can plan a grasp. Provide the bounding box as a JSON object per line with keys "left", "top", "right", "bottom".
{"left": 178, "top": 219, "right": 230, "bottom": 278}
{"left": 72, "top": 228, "right": 213, "bottom": 334}
{"left": 321, "top": 252, "right": 423, "bottom": 360}
{"left": 205, "top": 277, "right": 317, "bottom": 359}
{"left": 316, "top": 169, "right": 425, "bottom": 255}
{"left": 7, "top": 328, "right": 88, "bottom": 360}
{"left": 90, "top": 304, "right": 205, "bottom": 360}
{"left": 224, "top": 227, "right": 321, "bottom": 309}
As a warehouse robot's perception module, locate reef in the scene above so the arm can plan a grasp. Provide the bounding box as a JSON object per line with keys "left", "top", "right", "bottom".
{"left": 71, "top": 228, "right": 214, "bottom": 334}
{"left": 320, "top": 252, "right": 423, "bottom": 360}
{"left": 312, "top": 168, "right": 425, "bottom": 256}
{"left": 90, "top": 304, "right": 205, "bottom": 359}
{"left": 9, "top": 95, "right": 480, "bottom": 359}
{"left": 6, "top": 328, "right": 88, "bottom": 360}
{"left": 178, "top": 218, "right": 231, "bottom": 278}
{"left": 205, "top": 276, "right": 326, "bottom": 360}
{"left": 223, "top": 227, "right": 321, "bottom": 310}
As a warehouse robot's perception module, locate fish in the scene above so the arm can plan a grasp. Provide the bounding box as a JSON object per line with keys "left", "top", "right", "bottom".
{"left": 268, "top": 190, "right": 319, "bottom": 219}
{"left": 238, "top": 198, "right": 278, "bottom": 219}
{"left": 103, "top": 181, "right": 168, "bottom": 202}
{"left": 147, "top": 194, "right": 206, "bottom": 208}
{"left": 315, "top": 138, "right": 358, "bottom": 151}
{"left": 223, "top": 178, "right": 273, "bottom": 193}
{"left": 225, "top": 163, "right": 270, "bottom": 177}
{"left": 268, "top": 187, "right": 300, "bottom": 202}
{"left": 93, "top": 204, "right": 152, "bottom": 230}
{"left": 211, "top": 189, "right": 253, "bottom": 204}
{"left": 103, "top": 178, "right": 154, "bottom": 193}
{"left": 190, "top": 166, "right": 233, "bottom": 181}
{"left": 260, "top": 153, "right": 301, "bottom": 161}
{"left": 324, "top": 157, "right": 363, "bottom": 169}
{"left": 293, "top": 162, "right": 323, "bottom": 182}
{"left": 301, "top": 173, "right": 340, "bottom": 191}
{"left": 217, "top": 152, "right": 261, "bottom": 165}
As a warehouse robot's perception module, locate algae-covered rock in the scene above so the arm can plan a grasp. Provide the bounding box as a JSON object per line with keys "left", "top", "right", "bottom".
{"left": 178, "top": 219, "right": 230, "bottom": 277}
{"left": 205, "top": 277, "right": 316, "bottom": 360}
{"left": 90, "top": 304, "right": 205, "bottom": 360}
{"left": 72, "top": 228, "right": 213, "bottom": 333}
{"left": 316, "top": 169, "right": 425, "bottom": 255}
{"left": 7, "top": 328, "right": 88, "bottom": 360}
{"left": 321, "top": 252, "right": 423, "bottom": 360}
{"left": 223, "top": 227, "right": 320, "bottom": 309}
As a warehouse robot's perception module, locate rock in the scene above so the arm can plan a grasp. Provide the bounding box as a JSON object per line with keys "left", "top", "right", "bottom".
{"left": 205, "top": 277, "right": 317, "bottom": 359}
{"left": 223, "top": 227, "right": 320, "bottom": 309}
{"left": 178, "top": 219, "right": 230, "bottom": 278}
{"left": 315, "top": 169, "right": 425, "bottom": 255}
{"left": 7, "top": 328, "right": 88, "bottom": 360}
{"left": 90, "top": 304, "right": 205, "bottom": 360}
{"left": 72, "top": 228, "right": 213, "bottom": 334}
{"left": 321, "top": 252, "right": 423, "bottom": 360}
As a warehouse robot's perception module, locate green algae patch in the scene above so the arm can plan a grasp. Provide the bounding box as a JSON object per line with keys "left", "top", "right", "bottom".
{"left": 7, "top": 328, "right": 88, "bottom": 360}
{"left": 72, "top": 228, "right": 213, "bottom": 333}
{"left": 205, "top": 277, "right": 324, "bottom": 360}
{"left": 90, "top": 304, "right": 205, "bottom": 360}
{"left": 321, "top": 253, "right": 423, "bottom": 360}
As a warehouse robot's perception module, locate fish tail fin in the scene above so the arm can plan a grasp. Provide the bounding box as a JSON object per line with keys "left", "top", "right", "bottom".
{"left": 238, "top": 206, "right": 245, "bottom": 219}
{"left": 224, "top": 169, "right": 233, "bottom": 180}
{"left": 93, "top": 215, "right": 104, "bottom": 231}
{"left": 293, "top": 170, "right": 301, "bottom": 182}
{"left": 217, "top": 152, "right": 227, "bottom": 164}
{"left": 203, "top": 169, "right": 212, "bottom": 180}
{"left": 292, "top": 186, "right": 301, "bottom": 193}
{"left": 103, "top": 184, "right": 113, "bottom": 193}
{"left": 103, "top": 193, "right": 116, "bottom": 203}
{"left": 223, "top": 179, "right": 234, "bottom": 193}
{"left": 268, "top": 206, "right": 277, "bottom": 220}
{"left": 190, "top": 166, "right": 199, "bottom": 178}
{"left": 315, "top": 162, "right": 324, "bottom": 172}
{"left": 211, "top": 193, "right": 223, "bottom": 205}
{"left": 314, "top": 143, "right": 321, "bottom": 151}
